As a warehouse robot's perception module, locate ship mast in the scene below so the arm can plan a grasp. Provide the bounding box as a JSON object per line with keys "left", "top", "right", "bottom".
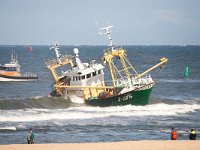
{"left": 47, "top": 44, "right": 73, "bottom": 83}
{"left": 99, "top": 25, "right": 132, "bottom": 86}
{"left": 99, "top": 24, "right": 168, "bottom": 87}
{"left": 10, "top": 50, "right": 18, "bottom": 64}
{"left": 99, "top": 25, "right": 114, "bottom": 51}
{"left": 50, "top": 43, "right": 62, "bottom": 64}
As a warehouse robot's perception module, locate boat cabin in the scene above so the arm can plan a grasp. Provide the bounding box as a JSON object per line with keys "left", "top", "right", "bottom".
{"left": 0, "top": 62, "right": 20, "bottom": 76}
{"left": 63, "top": 63, "right": 105, "bottom": 87}
{"left": 46, "top": 46, "right": 106, "bottom": 98}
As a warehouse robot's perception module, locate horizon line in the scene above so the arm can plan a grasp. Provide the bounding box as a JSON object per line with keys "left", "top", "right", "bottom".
{"left": 0, "top": 44, "right": 200, "bottom": 46}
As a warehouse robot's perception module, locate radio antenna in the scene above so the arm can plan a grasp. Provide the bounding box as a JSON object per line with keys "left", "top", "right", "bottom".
{"left": 94, "top": 17, "right": 114, "bottom": 51}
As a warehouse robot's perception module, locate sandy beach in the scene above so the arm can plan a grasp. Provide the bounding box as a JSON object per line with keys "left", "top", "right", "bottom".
{"left": 0, "top": 141, "right": 199, "bottom": 150}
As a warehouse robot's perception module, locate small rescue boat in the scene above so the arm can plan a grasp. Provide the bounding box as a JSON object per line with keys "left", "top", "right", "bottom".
{"left": 0, "top": 52, "right": 38, "bottom": 81}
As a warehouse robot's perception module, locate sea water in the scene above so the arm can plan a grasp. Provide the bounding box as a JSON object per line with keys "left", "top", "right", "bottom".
{"left": 0, "top": 45, "right": 200, "bottom": 144}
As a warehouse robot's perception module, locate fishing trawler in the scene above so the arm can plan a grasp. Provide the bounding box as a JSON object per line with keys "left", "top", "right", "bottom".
{"left": 0, "top": 52, "right": 38, "bottom": 81}
{"left": 46, "top": 25, "right": 168, "bottom": 107}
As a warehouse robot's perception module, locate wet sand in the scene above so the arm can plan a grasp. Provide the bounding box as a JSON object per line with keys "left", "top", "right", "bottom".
{"left": 0, "top": 141, "right": 199, "bottom": 150}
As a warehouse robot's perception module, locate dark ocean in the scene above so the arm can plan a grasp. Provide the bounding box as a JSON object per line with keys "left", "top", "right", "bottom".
{"left": 0, "top": 45, "right": 200, "bottom": 144}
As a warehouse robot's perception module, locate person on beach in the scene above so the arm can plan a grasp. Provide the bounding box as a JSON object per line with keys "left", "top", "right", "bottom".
{"left": 171, "top": 128, "right": 177, "bottom": 140}
{"left": 27, "top": 128, "right": 35, "bottom": 144}
{"left": 189, "top": 129, "right": 196, "bottom": 140}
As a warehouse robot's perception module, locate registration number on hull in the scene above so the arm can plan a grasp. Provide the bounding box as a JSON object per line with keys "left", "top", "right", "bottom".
{"left": 118, "top": 93, "right": 133, "bottom": 102}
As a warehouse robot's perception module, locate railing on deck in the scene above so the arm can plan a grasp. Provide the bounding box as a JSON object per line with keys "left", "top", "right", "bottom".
{"left": 114, "top": 74, "right": 153, "bottom": 88}
{"left": 45, "top": 55, "right": 72, "bottom": 67}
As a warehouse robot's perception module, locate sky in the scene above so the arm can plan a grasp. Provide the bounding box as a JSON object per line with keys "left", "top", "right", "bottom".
{"left": 0, "top": 0, "right": 200, "bottom": 45}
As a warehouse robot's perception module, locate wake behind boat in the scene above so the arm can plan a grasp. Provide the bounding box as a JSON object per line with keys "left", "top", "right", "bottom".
{"left": 0, "top": 52, "right": 38, "bottom": 81}
{"left": 46, "top": 25, "right": 168, "bottom": 107}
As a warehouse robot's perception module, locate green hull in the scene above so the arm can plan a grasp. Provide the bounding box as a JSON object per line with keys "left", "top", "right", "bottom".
{"left": 85, "top": 87, "right": 153, "bottom": 107}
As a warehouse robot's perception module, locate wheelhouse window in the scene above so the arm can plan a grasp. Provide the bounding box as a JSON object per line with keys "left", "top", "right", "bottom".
{"left": 5, "top": 67, "right": 17, "bottom": 71}
{"left": 98, "top": 70, "right": 101, "bottom": 74}
{"left": 87, "top": 73, "right": 91, "bottom": 79}
{"left": 92, "top": 71, "right": 96, "bottom": 76}
{"left": 81, "top": 75, "right": 85, "bottom": 80}
{"left": 12, "top": 67, "right": 17, "bottom": 71}
{"left": 72, "top": 76, "right": 81, "bottom": 81}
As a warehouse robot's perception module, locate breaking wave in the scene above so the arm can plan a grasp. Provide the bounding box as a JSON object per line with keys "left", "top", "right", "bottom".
{"left": 0, "top": 103, "right": 200, "bottom": 122}
{"left": 0, "top": 96, "right": 78, "bottom": 110}
{"left": 0, "top": 126, "right": 17, "bottom": 131}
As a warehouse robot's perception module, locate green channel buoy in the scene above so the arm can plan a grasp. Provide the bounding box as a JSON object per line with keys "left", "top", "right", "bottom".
{"left": 185, "top": 66, "right": 189, "bottom": 77}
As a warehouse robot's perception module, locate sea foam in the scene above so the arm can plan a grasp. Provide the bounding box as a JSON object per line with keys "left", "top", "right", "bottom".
{"left": 0, "top": 103, "right": 199, "bottom": 122}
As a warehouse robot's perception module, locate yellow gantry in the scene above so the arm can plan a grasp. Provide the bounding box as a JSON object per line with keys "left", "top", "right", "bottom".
{"left": 135, "top": 57, "right": 168, "bottom": 79}
{"left": 46, "top": 56, "right": 74, "bottom": 96}
{"left": 103, "top": 48, "right": 133, "bottom": 86}
{"left": 103, "top": 48, "right": 168, "bottom": 87}
{"left": 46, "top": 55, "right": 73, "bottom": 82}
